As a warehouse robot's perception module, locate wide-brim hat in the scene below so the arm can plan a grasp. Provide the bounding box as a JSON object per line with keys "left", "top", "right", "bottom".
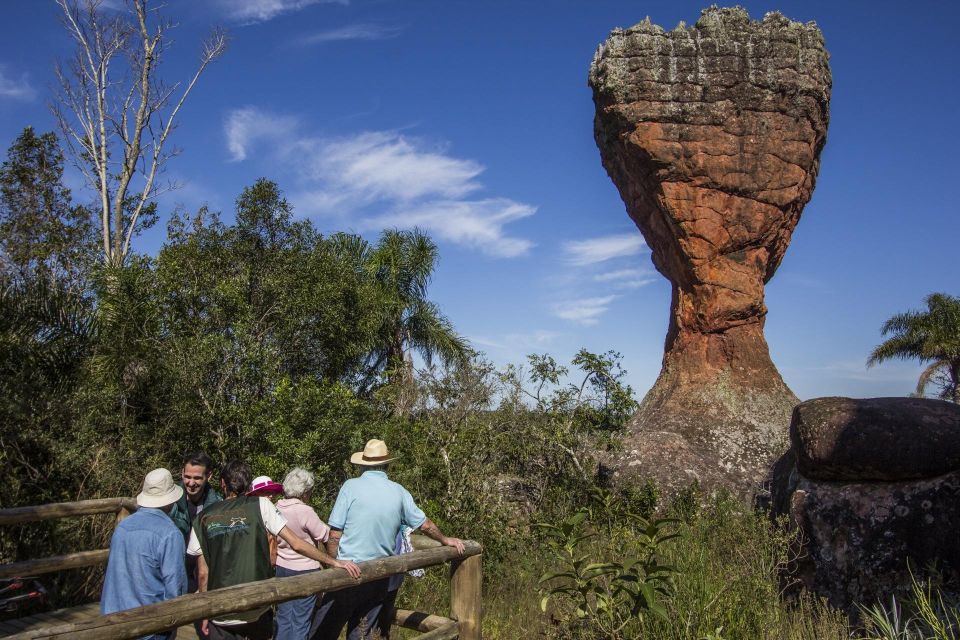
{"left": 247, "top": 475, "right": 283, "bottom": 496}
{"left": 350, "top": 439, "right": 397, "bottom": 466}
{"left": 137, "top": 468, "right": 184, "bottom": 508}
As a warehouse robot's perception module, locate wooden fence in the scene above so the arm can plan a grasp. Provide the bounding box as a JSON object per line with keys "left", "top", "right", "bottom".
{"left": 0, "top": 498, "right": 481, "bottom": 640}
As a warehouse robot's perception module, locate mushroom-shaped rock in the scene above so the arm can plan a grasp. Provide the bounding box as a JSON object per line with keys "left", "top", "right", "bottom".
{"left": 589, "top": 6, "right": 831, "bottom": 496}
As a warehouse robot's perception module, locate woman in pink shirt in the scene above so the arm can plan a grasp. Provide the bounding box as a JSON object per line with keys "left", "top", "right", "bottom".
{"left": 274, "top": 467, "right": 331, "bottom": 640}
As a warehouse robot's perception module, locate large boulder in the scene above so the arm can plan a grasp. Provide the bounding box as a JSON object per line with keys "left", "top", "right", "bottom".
{"left": 792, "top": 396, "right": 960, "bottom": 481}
{"left": 773, "top": 397, "right": 960, "bottom": 613}
{"left": 588, "top": 7, "right": 831, "bottom": 497}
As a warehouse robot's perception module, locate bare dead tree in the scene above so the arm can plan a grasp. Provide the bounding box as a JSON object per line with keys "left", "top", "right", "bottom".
{"left": 52, "top": 0, "right": 226, "bottom": 266}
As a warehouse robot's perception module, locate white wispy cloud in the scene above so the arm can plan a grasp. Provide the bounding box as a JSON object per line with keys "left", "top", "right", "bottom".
{"left": 593, "top": 268, "right": 656, "bottom": 289}
{"left": 366, "top": 198, "right": 535, "bottom": 258}
{"left": 471, "top": 330, "right": 562, "bottom": 352}
{"left": 224, "top": 107, "right": 298, "bottom": 162}
{"left": 297, "top": 23, "right": 404, "bottom": 45}
{"left": 218, "top": 0, "right": 346, "bottom": 24}
{"left": 222, "top": 108, "right": 535, "bottom": 258}
{"left": 563, "top": 233, "right": 646, "bottom": 266}
{"left": 801, "top": 360, "right": 921, "bottom": 383}
{"left": 296, "top": 131, "right": 483, "bottom": 203}
{"left": 552, "top": 296, "right": 619, "bottom": 325}
{"left": 0, "top": 66, "right": 35, "bottom": 101}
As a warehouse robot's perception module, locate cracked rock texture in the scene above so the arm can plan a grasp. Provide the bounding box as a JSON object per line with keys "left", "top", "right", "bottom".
{"left": 772, "top": 398, "right": 960, "bottom": 614}
{"left": 588, "top": 7, "right": 831, "bottom": 496}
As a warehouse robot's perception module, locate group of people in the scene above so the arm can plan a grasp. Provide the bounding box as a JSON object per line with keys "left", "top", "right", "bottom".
{"left": 100, "top": 439, "right": 465, "bottom": 640}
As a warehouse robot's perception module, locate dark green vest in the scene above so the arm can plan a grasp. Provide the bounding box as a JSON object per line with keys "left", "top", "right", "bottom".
{"left": 194, "top": 496, "right": 272, "bottom": 623}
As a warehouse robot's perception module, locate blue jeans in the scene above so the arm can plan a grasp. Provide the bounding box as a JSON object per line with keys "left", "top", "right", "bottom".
{"left": 275, "top": 565, "right": 319, "bottom": 640}
{"left": 310, "top": 578, "right": 389, "bottom": 640}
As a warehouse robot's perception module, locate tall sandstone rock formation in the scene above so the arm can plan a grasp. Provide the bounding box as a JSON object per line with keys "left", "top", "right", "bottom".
{"left": 588, "top": 7, "right": 831, "bottom": 496}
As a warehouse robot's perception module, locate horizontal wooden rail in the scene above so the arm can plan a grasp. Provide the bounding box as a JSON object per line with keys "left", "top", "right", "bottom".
{"left": 394, "top": 608, "right": 456, "bottom": 632}
{"left": 0, "top": 498, "right": 137, "bottom": 526}
{"left": 0, "top": 549, "right": 110, "bottom": 580}
{"left": 7, "top": 540, "right": 482, "bottom": 640}
{"left": 417, "top": 620, "right": 460, "bottom": 640}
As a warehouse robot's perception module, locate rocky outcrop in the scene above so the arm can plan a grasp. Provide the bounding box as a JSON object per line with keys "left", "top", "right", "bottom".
{"left": 773, "top": 397, "right": 960, "bottom": 613}
{"left": 588, "top": 7, "right": 831, "bottom": 496}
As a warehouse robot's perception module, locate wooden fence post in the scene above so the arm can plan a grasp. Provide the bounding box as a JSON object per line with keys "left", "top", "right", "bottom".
{"left": 114, "top": 506, "right": 131, "bottom": 529}
{"left": 449, "top": 553, "right": 481, "bottom": 640}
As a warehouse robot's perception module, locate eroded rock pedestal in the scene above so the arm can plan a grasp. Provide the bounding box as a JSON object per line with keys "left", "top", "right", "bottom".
{"left": 588, "top": 7, "right": 831, "bottom": 496}
{"left": 772, "top": 397, "right": 960, "bottom": 614}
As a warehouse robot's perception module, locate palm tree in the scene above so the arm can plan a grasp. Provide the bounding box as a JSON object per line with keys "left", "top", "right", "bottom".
{"left": 868, "top": 293, "right": 960, "bottom": 403}
{"left": 364, "top": 229, "right": 471, "bottom": 385}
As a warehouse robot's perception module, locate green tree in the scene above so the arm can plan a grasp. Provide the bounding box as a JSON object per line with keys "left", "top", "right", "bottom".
{"left": 154, "top": 180, "right": 384, "bottom": 453}
{"left": 0, "top": 127, "right": 94, "bottom": 284}
{"left": 868, "top": 293, "right": 960, "bottom": 403}
{"left": 364, "top": 229, "right": 471, "bottom": 388}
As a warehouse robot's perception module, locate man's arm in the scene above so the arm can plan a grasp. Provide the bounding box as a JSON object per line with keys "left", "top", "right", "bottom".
{"left": 160, "top": 534, "right": 187, "bottom": 600}
{"left": 326, "top": 528, "right": 342, "bottom": 559}
{"left": 277, "top": 526, "right": 361, "bottom": 578}
{"left": 197, "top": 554, "right": 210, "bottom": 636}
{"left": 197, "top": 554, "right": 208, "bottom": 592}
{"left": 417, "top": 518, "right": 465, "bottom": 555}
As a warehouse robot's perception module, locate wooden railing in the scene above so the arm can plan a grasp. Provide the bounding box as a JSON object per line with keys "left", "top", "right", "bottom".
{"left": 0, "top": 499, "right": 482, "bottom": 640}
{"left": 0, "top": 497, "right": 135, "bottom": 581}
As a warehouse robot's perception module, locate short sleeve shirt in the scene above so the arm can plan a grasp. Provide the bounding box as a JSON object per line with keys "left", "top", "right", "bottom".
{"left": 275, "top": 498, "right": 330, "bottom": 571}
{"left": 328, "top": 470, "right": 426, "bottom": 563}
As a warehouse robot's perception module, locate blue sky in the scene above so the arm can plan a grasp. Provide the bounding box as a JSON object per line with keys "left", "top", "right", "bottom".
{"left": 1, "top": 0, "right": 957, "bottom": 401}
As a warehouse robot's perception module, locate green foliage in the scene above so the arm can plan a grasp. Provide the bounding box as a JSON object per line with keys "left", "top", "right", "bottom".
{"left": 536, "top": 502, "right": 680, "bottom": 639}
{"left": 869, "top": 293, "right": 960, "bottom": 402}
{"left": 861, "top": 573, "right": 960, "bottom": 640}
{"left": 363, "top": 228, "right": 471, "bottom": 397}
{"left": 0, "top": 127, "right": 94, "bottom": 285}
{"left": 398, "top": 493, "right": 851, "bottom": 639}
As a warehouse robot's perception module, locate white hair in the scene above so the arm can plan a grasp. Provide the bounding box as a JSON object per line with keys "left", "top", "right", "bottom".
{"left": 282, "top": 467, "right": 315, "bottom": 499}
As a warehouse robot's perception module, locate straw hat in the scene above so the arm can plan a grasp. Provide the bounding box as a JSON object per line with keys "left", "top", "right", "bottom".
{"left": 137, "top": 468, "right": 184, "bottom": 508}
{"left": 350, "top": 439, "right": 397, "bottom": 466}
{"left": 247, "top": 476, "right": 284, "bottom": 496}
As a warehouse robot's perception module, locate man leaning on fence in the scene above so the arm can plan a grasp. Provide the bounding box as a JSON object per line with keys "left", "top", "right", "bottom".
{"left": 312, "top": 439, "right": 465, "bottom": 640}
{"left": 188, "top": 460, "right": 361, "bottom": 640}
{"left": 101, "top": 468, "right": 187, "bottom": 640}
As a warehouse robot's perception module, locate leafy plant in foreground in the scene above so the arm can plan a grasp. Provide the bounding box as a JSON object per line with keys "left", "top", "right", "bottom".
{"left": 536, "top": 505, "right": 680, "bottom": 639}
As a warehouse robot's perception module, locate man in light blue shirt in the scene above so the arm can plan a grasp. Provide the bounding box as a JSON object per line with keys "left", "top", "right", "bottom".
{"left": 313, "top": 439, "right": 464, "bottom": 640}
{"left": 101, "top": 468, "right": 187, "bottom": 640}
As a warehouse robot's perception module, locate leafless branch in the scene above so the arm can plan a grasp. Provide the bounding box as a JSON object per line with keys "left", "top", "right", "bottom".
{"left": 51, "top": 0, "right": 226, "bottom": 266}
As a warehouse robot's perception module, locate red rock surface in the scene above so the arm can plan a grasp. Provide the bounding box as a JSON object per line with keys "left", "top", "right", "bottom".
{"left": 588, "top": 7, "right": 831, "bottom": 496}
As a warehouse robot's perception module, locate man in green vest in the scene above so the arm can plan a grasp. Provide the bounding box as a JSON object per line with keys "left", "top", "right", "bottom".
{"left": 187, "top": 460, "right": 361, "bottom": 640}
{"left": 169, "top": 451, "right": 222, "bottom": 596}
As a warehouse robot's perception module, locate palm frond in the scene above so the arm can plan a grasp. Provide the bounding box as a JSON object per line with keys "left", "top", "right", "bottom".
{"left": 915, "top": 360, "right": 948, "bottom": 398}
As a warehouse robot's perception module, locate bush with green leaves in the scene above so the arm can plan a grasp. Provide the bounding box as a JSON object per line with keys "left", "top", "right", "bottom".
{"left": 536, "top": 496, "right": 680, "bottom": 639}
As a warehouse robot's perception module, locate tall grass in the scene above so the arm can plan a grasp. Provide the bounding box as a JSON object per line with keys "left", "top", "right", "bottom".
{"left": 861, "top": 574, "right": 960, "bottom": 639}
{"left": 394, "top": 494, "right": 850, "bottom": 639}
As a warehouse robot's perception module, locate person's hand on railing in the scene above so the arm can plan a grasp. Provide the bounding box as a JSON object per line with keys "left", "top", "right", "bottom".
{"left": 442, "top": 536, "right": 465, "bottom": 555}
{"left": 332, "top": 558, "right": 362, "bottom": 578}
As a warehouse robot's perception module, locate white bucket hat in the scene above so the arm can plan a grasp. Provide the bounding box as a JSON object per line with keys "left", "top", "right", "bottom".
{"left": 137, "top": 468, "right": 184, "bottom": 508}
{"left": 350, "top": 439, "right": 397, "bottom": 466}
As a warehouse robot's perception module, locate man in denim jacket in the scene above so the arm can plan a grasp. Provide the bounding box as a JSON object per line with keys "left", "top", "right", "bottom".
{"left": 101, "top": 468, "right": 187, "bottom": 639}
